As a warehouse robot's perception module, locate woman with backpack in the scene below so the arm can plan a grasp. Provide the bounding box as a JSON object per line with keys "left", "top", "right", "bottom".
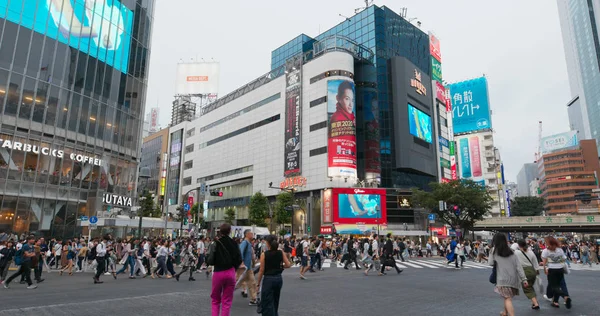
{"left": 208, "top": 223, "right": 242, "bottom": 316}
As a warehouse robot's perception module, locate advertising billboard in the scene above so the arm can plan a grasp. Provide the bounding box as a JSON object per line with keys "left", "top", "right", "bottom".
{"left": 327, "top": 80, "right": 357, "bottom": 178}
{"left": 455, "top": 134, "right": 486, "bottom": 183}
{"left": 175, "top": 62, "right": 220, "bottom": 95}
{"left": 363, "top": 89, "right": 381, "bottom": 181}
{"left": 284, "top": 56, "right": 302, "bottom": 176}
{"left": 332, "top": 188, "right": 387, "bottom": 225}
{"left": 322, "top": 189, "right": 332, "bottom": 223}
{"left": 429, "top": 32, "right": 442, "bottom": 62}
{"left": 150, "top": 108, "right": 159, "bottom": 132}
{"left": 435, "top": 81, "right": 446, "bottom": 103}
{"left": 408, "top": 103, "right": 433, "bottom": 143}
{"left": 448, "top": 77, "right": 492, "bottom": 134}
{"left": 1, "top": 0, "right": 133, "bottom": 73}
{"left": 540, "top": 131, "right": 579, "bottom": 154}
{"left": 431, "top": 57, "right": 442, "bottom": 83}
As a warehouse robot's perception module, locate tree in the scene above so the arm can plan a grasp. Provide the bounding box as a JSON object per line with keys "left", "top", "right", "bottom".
{"left": 510, "top": 196, "right": 545, "bottom": 216}
{"left": 224, "top": 207, "right": 236, "bottom": 224}
{"left": 140, "top": 191, "right": 161, "bottom": 218}
{"left": 248, "top": 192, "right": 269, "bottom": 227}
{"left": 411, "top": 179, "right": 493, "bottom": 235}
{"left": 274, "top": 191, "right": 293, "bottom": 226}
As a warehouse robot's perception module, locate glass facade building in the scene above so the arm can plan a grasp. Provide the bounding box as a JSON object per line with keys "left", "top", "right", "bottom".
{"left": 271, "top": 5, "right": 431, "bottom": 188}
{"left": 0, "top": 0, "right": 155, "bottom": 239}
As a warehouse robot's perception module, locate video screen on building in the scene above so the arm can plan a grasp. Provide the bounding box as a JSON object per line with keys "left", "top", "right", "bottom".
{"left": 332, "top": 188, "right": 387, "bottom": 225}
{"left": 408, "top": 103, "right": 432, "bottom": 143}
{"left": 338, "top": 193, "right": 382, "bottom": 219}
{"left": 0, "top": 0, "right": 133, "bottom": 73}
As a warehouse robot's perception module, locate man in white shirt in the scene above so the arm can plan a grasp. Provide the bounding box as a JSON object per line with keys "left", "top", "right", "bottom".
{"left": 371, "top": 234, "right": 379, "bottom": 257}
{"left": 93, "top": 235, "right": 109, "bottom": 284}
{"left": 299, "top": 237, "right": 310, "bottom": 279}
{"left": 196, "top": 237, "right": 206, "bottom": 272}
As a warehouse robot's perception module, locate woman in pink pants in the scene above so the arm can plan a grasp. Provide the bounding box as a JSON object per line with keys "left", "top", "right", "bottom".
{"left": 210, "top": 223, "right": 242, "bottom": 316}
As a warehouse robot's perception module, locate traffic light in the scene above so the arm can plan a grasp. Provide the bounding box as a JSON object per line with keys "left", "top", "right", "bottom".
{"left": 210, "top": 190, "right": 223, "bottom": 197}
{"left": 183, "top": 218, "right": 188, "bottom": 225}
{"left": 453, "top": 205, "right": 460, "bottom": 216}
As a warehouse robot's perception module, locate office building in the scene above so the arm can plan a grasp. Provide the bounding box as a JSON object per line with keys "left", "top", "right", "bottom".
{"left": 167, "top": 5, "right": 437, "bottom": 235}
{"left": 557, "top": 0, "right": 599, "bottom": 143}
{"left": 140, "top": 128, "right": 170, "bottom": 203}
{"left": 539, "top": 136, "right": 600, "bottom": 214}
{"left": 517, "top": 163, "right": 538, "bottom": 197}
{"left": 0, "top": 0, "right": 155, "bottom": 238}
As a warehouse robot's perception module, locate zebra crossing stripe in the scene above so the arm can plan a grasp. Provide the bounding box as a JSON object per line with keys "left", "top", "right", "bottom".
{"left": 421, "top": 261, "right": 448, "bottom": 268}
{"left": 405, "top": 260, "right": 439, "bottom": 269}
{"left": 395, "top": 260, "right": 423, "bottom": 268}
{"left": 395, "top": 263, "right": 408, "bottom": 269}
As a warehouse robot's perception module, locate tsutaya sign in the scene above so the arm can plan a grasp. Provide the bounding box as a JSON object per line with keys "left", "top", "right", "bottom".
{"left": 102, "top": 194, "right": 133, "bottom": 207}
{"left": 0, "top": 139, "right": 103, "bottom": 166}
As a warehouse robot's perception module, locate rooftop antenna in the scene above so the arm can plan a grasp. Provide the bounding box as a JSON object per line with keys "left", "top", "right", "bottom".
{"left": 339, "top": 13, "right": 351, "bottom": 22}
{"left": 355, "top": 0, "right": 373, "bottom": 13}
{"left": 400, "top": 7, "right": 407, "bottom": 18}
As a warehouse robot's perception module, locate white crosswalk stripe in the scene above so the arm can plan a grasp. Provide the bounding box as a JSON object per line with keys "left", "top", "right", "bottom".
{"left": 280, "top": 258, "right": 495, "bottom": 270}
{"left": 395, "top": 260, "right": 423, "bottom": 268}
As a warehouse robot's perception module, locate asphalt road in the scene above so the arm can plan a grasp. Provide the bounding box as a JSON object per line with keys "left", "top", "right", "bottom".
{"left": 1, "top": 260, "right": 599, "bottom": 316}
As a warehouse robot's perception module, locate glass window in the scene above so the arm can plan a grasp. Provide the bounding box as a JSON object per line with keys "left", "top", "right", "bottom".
{"left": 0, "top": 68, "right": 9, "bottom": 114}
{"left": 5, "top": 72, "right": 23, "bottom": 116}
{"left": 12, "top": 26, "right": 32, "bottom": 74}
{"left": 0, "top": 196, "right": 17, "bottom": 234}
{"left": 68, "top": 93, "right": 81, "bottom": 132}
{"left": 25, "top": 32, "right": 44, "bottom": 78}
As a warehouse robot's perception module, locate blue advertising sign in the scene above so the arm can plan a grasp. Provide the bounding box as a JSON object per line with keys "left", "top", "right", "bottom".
{"left": 0, "top": 0, "right": 133, "bottom": 73}
{"left": 438, "top": 136, "right": 449, "bottom": 148}
{"left": 448, "top": 77, "right": 492, "bottom": 134}
{"left": 89, "top": 216, "right": 98, "bottom": 224}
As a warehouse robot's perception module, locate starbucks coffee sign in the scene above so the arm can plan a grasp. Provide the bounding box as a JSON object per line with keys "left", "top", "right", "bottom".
{"left": 0, "top": 139, "right": 103, "bottom": 166}
{"left": 103, "top": 193, "right": 132, "bottom": 207}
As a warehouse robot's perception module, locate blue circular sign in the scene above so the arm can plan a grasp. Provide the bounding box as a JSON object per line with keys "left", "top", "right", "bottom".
{"left": 89, "top": 216, "right": 98, "bottom": 224}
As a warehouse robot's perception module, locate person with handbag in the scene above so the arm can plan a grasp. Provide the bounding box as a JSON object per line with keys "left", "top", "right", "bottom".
{"left": 208, "top": 223, "right": 242, "bottom": 316}
{"left": 379, "top": 233, "right": 402, "bottom": 276}
{"left": 541, "top": 236, "right": 572, "bottom": 309}
{"left": 488, "top": 233, "right": 528, "bottom": 316}
{"left": 516, "top": 239, "right": 540, "bottom": 310}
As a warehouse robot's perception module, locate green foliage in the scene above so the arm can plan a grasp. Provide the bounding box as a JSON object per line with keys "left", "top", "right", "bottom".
{"left": 279, "top": 228, "right": 288, "bottom": 236}
{"left": 190, "top": 202, "right": 202, "bottom": 219}
{"left": 140, "top": 191, "right": 161, "bottom": 218}
{"left": 274, "top": 191, "right": 293, "bottom": 225}
{"left": 411, "top": 179, "right": 493, "bottom": 233}
{"left": 224, "top": 207, "right": 236, "bottom": 224}
{"left": 248, "top": 192, "right": 269, "bottom": 227}
{"left": 510, "top": 196, "right": 545, "bottom": 216}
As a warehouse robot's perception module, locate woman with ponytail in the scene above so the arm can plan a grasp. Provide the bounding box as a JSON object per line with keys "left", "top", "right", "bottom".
{"left": 255, "top": 235, "right": 291, "bottom": 316}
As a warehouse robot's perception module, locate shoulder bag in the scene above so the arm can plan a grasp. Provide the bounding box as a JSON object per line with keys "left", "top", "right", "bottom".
{"left": 489, "top": 260, "right": 497, "bottom": 284}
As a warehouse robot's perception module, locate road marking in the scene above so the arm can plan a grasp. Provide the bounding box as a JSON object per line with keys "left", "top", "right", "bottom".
{"left": 405, "top": 261, "right": 439, "bottom": 269}
{"left": 395, "top": 261, "right": 423, "bottom": 268}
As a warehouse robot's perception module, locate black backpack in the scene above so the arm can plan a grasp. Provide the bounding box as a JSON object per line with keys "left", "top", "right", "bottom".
{"left": 88, "top": 245, "right": 97, "bottom": 260}
{"left": 367, "top": 242, "right": 374, "bottom": 256}
{"left": 295, "top": 241, "right": 304, "bottom": 256}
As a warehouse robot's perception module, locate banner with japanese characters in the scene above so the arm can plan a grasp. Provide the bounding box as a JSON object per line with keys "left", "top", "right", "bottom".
{"left": 327, "top": 79, "right": 357, "bottom": 178}
{"left": 448, "top": 77, "right": 492, "bottom": 134}
{"left": 284, "top": 55, "right": 302, "bottom": 176}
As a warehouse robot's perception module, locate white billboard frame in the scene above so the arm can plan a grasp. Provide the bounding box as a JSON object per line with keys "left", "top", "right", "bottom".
{"left": 175, "top": 62, "right": 220, "bottom": 95}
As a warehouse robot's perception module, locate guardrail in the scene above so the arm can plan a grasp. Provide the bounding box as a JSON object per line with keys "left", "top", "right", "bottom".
{"left": 473, "top": 215, "right": 599, "bottom": 228}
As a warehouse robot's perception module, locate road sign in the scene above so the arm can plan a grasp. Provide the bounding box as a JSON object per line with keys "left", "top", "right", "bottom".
{"left": 89, "top": 216, "right": 98, "bottom": 224}
{"left": 80, "top": 216, "right": 89, "bottom": 221}
{"left": 428, "top": 214, "right": 436, "bottom": 221}
{"left": 184, "top": 203, "right": 190, "bottom": 211}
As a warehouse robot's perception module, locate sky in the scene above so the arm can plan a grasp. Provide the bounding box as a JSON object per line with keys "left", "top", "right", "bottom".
{"left": 145, "top": 0, "right": 571, "bottom": 183}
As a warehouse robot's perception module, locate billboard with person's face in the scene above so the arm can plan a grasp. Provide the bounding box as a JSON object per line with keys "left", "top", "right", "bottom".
{"left": 1, "top": 0, "right": 134, "bottom": 73}
{"left": 332, "top": 188, "right": 387, "bottom": 225}
{"left": 327, "top": 80, "right": 357, "bottom": 178}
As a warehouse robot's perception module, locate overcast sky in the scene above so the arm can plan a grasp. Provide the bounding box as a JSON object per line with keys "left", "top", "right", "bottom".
{"left": 145, "top": 0, "right": 571, "bottom": 182}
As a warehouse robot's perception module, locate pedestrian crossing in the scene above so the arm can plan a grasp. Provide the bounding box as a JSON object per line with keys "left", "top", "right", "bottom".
{"left": 286, "top": 258, "right": 493, "bottom": 270}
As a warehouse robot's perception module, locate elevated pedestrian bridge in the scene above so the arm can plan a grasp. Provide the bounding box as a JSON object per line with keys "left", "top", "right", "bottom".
{"left": 473, "top": 215, "right": 600, "bottom": 232}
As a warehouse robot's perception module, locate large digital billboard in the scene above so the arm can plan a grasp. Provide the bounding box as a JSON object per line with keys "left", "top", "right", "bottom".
{"left": 455, "top": 134, "right": 486, "bottom": 184}
{"left": 540, "top": 131, "right": 579, "bottom": 154}
{"left": 332, "top": 188, "right": 387, "bottom": 225}
{"left": 0, "top": 0, "right": 133, "bottom": 73}
{"left": 408, "top": 103, "right": 432, "bottom": 143}
{"left": 448, "top": 77, "right": 492, "bottom": 134}
{"left": 363, "top": 89, "right": 380, "bottom": 182}
{"left": 327, "top": 80, "right": 357, "bottom": 178}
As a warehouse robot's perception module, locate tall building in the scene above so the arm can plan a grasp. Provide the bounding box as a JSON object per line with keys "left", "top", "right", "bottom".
{"left": 140, "top": 128, "right": 170, "bottom": 203}
{"left": 270, "top": 5, "right": 432, "bottom": 188}
{"left": 539, "top": 138, "right": 600, "bottom": 215}
{"left": 557, "top": 0, "right": 598, "bottom": 142}
{"left": 517, "top": 163, "right": 538, "bottom": 197}
{"left": 167, "top": 5, "right": 437, "bottom": 236}
{"left": 0, "top": 0, "right": 155, "bottom": 238}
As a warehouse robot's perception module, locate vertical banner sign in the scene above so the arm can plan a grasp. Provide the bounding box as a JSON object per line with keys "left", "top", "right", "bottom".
{"left": 429, "top": 32, "right": 442, "bottom": 62}
{"left": 450, "top": 156, "right": 458, "bottom": 180}
{"left": 284, "top": 56, "right": 302, "bottom": 176}
{"left": 469, "top": 136, "right": 482, "bottom": 177}
{"left": 431, "top": 57, "right": 443, "bottom": 84}
{"left": 363, "top": 89, "right": 381, "bottom": 182}
{"left": 505, "top": 189, "right": 511, "bottom": 217}
{"left": 327, "top": 80, "right": 357, "bottom": 178}
{"left": 322, "top": 189, "right": 333, "bottom": 223}
{"left": 459, "top": 138, "right": 471, "bottom": 178}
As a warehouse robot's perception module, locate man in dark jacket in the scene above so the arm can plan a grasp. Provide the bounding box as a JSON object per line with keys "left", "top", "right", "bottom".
{"left": 380, "top": 233, "right": 402, "bottom": 275}
{"left": 211, "top": 223, "right": 242, "bottom": 315}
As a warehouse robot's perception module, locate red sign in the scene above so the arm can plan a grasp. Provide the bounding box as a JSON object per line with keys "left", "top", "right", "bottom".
{"left": 188, "top": 196, "right": 194, "bottom": 207}
{"left": 280, "top": 176, "right": 307, "bottom": 190}
{"left": 320, "top": 226, "right": 333, "bottom": 234}
{"left": 431, "top": 227, "right": 446, "bottom": 236}
{"left": 445, "top": 96, "right": 451, "bottom": 112}
{"left": 450, "top": 156, "right": 458, "bottom": 180}
{"left": 441, "top": 178, "right": 451, "bottom": 183}
{"left": 435, "top": 81, "right": 446, "bottom": 103}
{"left": 429, "top": 33, "right": 442, "bottom": 62}
{"left": 322, "top": 189, "right": 332, "bottom": 223}
{"left": 331, "top": 188, "right": 387, "bottom": 225}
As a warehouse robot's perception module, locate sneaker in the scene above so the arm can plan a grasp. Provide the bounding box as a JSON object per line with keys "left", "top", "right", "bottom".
{"left": 543, "top": 295, "right": 552, "bottom": 302}
{"left": 241, "top": 292, "right": 248, "bottom": 298}
{"left": 249, "top": 301, "right": 257, "bottom": 306}
{"left": 104, "top": 272, "right": 111, "bottom": 276}
{"left": 26, "top": 284, "right": 38, "bottom": 289}
{"left": 299, "top": 275, "right": 306, "bottom": 280}
{"left": 3, "top": 282, "right": 9, "bottom": 289}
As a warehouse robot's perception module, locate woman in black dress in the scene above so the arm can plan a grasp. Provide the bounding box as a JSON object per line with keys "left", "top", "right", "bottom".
{"left": 255, "top": 235, "right": 291, "bottom": 316}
